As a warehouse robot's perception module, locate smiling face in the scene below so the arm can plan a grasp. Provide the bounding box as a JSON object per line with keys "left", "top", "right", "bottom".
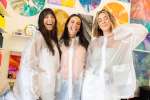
{"left": 97, "top": 12, "right": 112, "bottom": 33}
{"left": 67, "top": 16, "right": 81, "bottom": 38}
{"left": 43, "top": 14, "right": 56, "bottom": 31}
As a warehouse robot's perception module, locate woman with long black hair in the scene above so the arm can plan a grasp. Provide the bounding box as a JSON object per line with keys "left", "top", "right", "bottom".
{"left": 56, "top": 14, "right": 89, "bottom": 100}
{"left": 12, "top": 8, "right": 60, "bottom": 100}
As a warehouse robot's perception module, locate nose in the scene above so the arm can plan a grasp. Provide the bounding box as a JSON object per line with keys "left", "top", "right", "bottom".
{"left": 47, "top": 17, "right": 54, "bottom": 23}
{"left": 101, "top": 19, "right": 107, "bottom": 24}
{"left": 73, "top": 23, "right": 77, "bottom": 27}
{"left": 48, "top": 16, "right": 52, "bottom": 20}
{"left": 73, "top": 23, "right": 79, "bottom": 28}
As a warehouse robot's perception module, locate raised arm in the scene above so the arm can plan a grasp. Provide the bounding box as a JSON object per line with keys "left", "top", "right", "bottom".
{"left": 114, "top": 23, "right": 148, "bottom": 49}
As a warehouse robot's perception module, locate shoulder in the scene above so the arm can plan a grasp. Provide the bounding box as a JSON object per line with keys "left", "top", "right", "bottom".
{"left": 32, "top": 30, "right": 44, "bottom": 41}
{"left": 25, "top": 30, "right": 45, "bottom": 49}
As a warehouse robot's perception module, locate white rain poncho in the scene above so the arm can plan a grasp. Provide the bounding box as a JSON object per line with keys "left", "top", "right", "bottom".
{"left": 12, "top": 30, "right": 60, "bottom": 100}
{"left": 56, "top": 37, "right": 86, "bottom": 100}
{"left": 82, "top": 23, "right": 148, "bottom": 100}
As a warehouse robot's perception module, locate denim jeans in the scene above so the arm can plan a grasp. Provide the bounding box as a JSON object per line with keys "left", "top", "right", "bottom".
{"left": 56, "top": 79, "right": 82, "bottom": 100}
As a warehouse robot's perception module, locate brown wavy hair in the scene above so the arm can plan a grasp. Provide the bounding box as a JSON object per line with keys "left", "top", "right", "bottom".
{"left": 92, "top": 9, "right": 116, "bottom": 37}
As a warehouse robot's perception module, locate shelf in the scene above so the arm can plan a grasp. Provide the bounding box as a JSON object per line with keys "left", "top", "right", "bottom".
{"left": 9, "top": 49, "right": 22, "bottom": 53}
{"left": 12, "top": 34, "right": 32, "bottom": 38}
{"left": 0, "top": 48, "right": 4, "bottom": 50}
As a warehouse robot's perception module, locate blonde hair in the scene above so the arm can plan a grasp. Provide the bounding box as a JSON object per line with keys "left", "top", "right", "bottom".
{"left": 92, "top": 9, "right": 116, "bottom": 37}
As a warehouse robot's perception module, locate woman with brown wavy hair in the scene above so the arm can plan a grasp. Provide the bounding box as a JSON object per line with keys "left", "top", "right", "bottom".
{"left": 82, "top": 9, "right": 147, "bottom": 100}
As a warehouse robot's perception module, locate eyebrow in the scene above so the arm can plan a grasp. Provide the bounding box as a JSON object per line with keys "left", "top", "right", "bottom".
{"left": 98, "top": 15, "right": 108, "bottom": 19}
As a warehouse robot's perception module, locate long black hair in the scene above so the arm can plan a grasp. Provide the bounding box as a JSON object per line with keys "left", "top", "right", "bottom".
{"left": 38, "top": 8, "right": 60, "bottom": 55}
{"left": 60, "top": 14, "right": 89, "bottom": 50}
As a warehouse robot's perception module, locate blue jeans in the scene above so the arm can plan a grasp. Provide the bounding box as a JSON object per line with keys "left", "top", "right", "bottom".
{"left": 56, "top": 79, "right": 82, "bottom": 100}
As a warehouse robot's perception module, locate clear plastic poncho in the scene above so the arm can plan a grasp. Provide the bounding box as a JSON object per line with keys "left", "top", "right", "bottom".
{"left": 13, "top": 30, "right": 60, "bottom": 100}
{"left": 82, "top": 23, "right": 148, "bottom": 100}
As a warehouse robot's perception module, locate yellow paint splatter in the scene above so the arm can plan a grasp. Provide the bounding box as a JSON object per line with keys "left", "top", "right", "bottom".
{"left": 104, "top": 2, "right": 128, "bottom": 25}
{"left": 54, "top": 9, "right": 69, "bottom": 39}
{"left": 62, "top": 0, "right": 75, "bottom": 7}
{"left": 0, "top": 16, "right": 5, "bottom": 29}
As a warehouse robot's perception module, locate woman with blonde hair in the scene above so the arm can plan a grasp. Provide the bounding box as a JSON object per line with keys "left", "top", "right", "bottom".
{"left": 82, "top": 9, "right": 148, "bottom": 100}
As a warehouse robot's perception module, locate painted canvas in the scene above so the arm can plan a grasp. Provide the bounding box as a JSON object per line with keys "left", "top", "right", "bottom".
{"left": 48, "top": 0, "right": 75, "bottom": 7}
{"left": 62, "top": 0, "right": 75, "bottom": 7}
{"left": 0, "top": 16, "right": 5, "bottom": 29}
{"left": 80, "top": 14, "right": 93, "bottom": 41}
{"left": 131, "top": 0, "right": 150, "bottom": 21}
{"left": 54, "top": 9, "right": 69, "bottom": 39}
{"left": 48, "top": 0, "right": 61, "bottom": 5}
{"left": 133, "top": 33, "right": 150, "bottom": 86}
{"left": 118, "top": 0, "right": 130, "bottom": 3}
{"left": 79, "top": 0, "right": 101, "bottom": 12}
{"left": 0, "top": 2, "right": 7, "bottom": 29}
{"left": 8, "top": 52, "right": 21, "bottom": 79}
{"left": 10, "top": 0, "right": 45, "bottom": 16}
{"left": 103, "top": 1, "right": 129, "bottom": 25}
{"left": 0, "top": 0, "right": 7, "bottom": 8}
{"left": 130, "top": 0, "right": 150, "bottom": 33}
